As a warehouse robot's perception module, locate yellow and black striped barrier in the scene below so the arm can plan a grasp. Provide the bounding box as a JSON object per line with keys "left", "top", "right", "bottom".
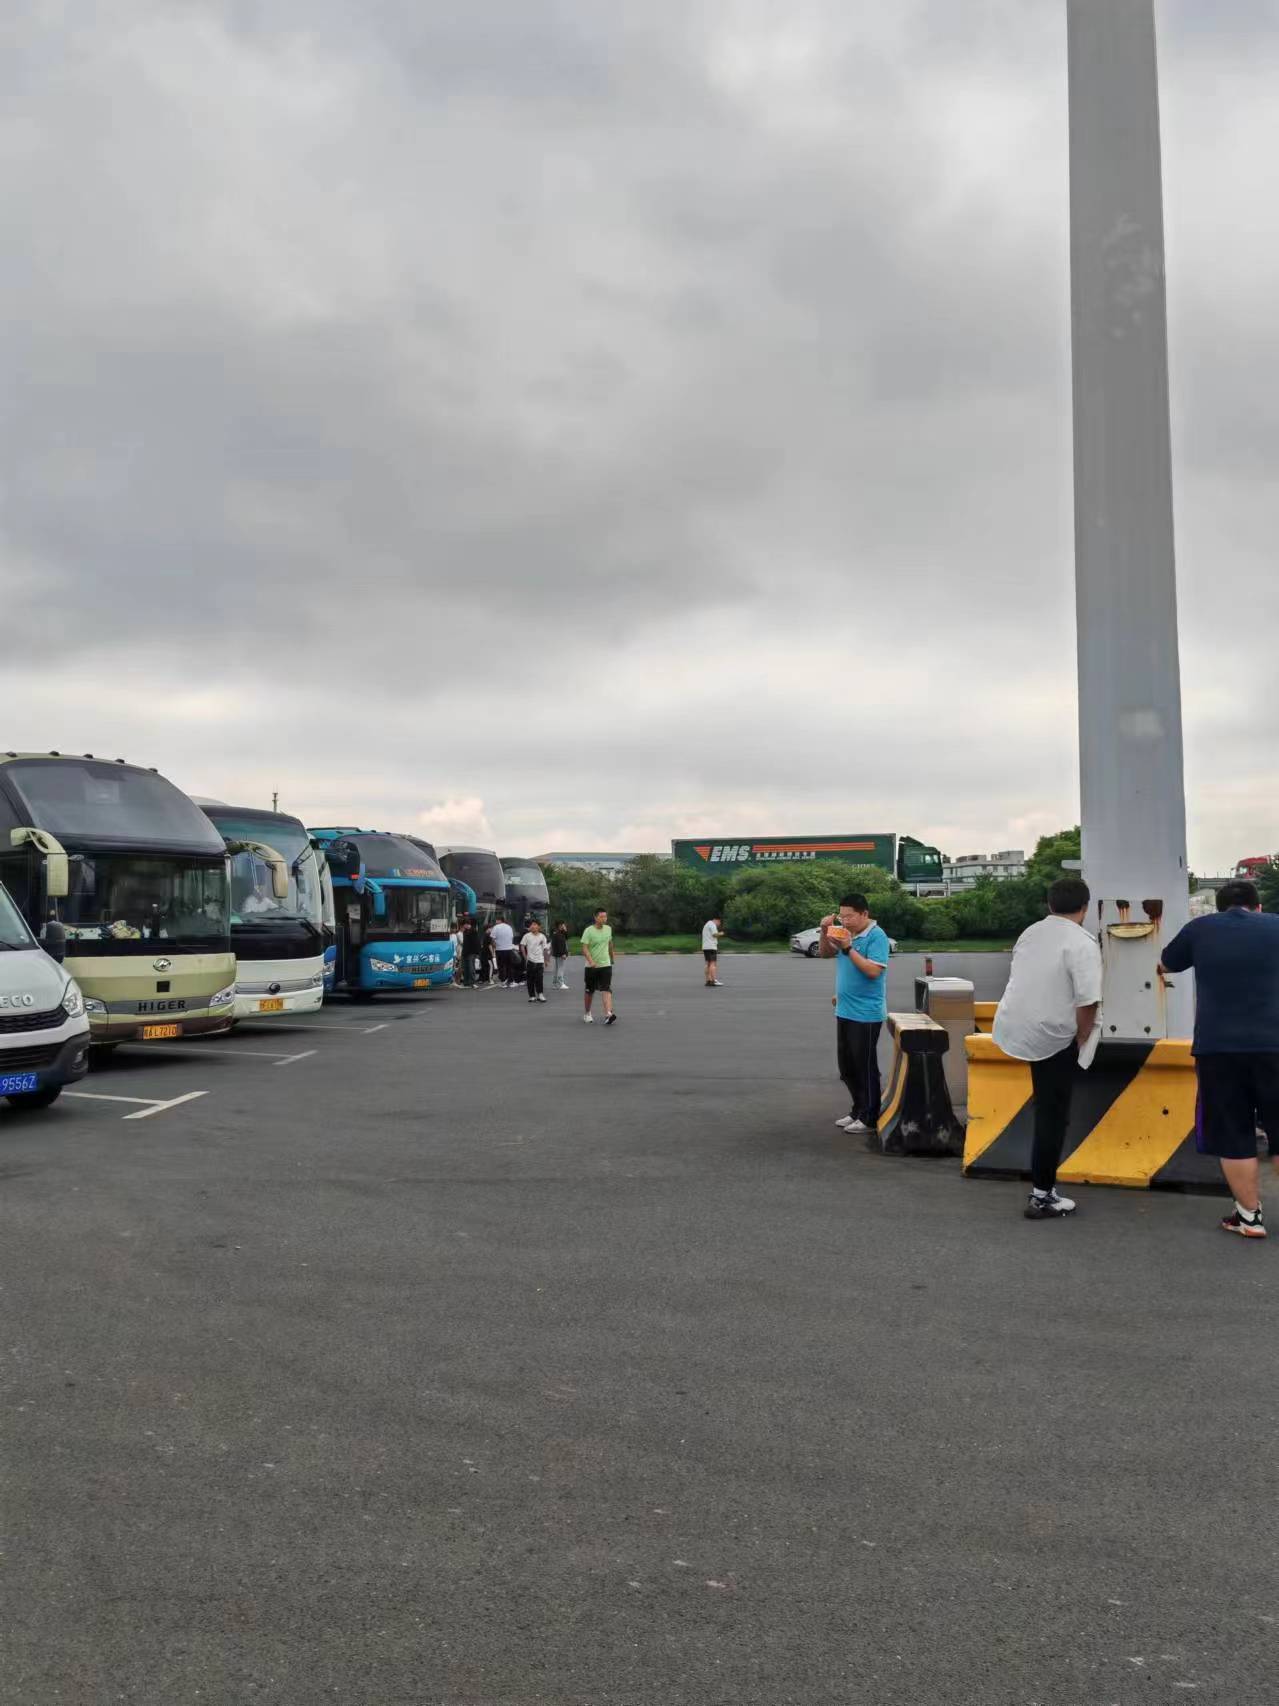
{"left": 963, "top": 1033, "right": 1220, "bottom": 1189}
{"left": 868, "top": 1013, "right": 963, "bottom": 1158}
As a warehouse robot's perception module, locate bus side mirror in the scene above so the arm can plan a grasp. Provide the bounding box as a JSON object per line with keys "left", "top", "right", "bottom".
{"left": 11, "top": 827, "right": 70, "bottom": 897}
{"left": 269, "top": 855, "right": 289, "bottom": 900}
{"left": 43, "top": 919, "right": 67, "bottom": 964}
{"left": 45, "top": 852, "right": 68, "bottom": 898}
{"left": 372, "top": 888, "right": 387, "bottom": 918}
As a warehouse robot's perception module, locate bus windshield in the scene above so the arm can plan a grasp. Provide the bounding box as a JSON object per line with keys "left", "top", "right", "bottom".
{"left": 209, "top": 814, "right": 323, "bottom": 932}
{"left": 55, "top": 854, "right": 230, "bottom": 954}
{"left": 7, "top": 760, "right": 226, "bottom": 851}
{"left": 0, "top": 884, "right": 36, "bottom": 950}
{"left": 373, "top": 886, "right": 452, "bottom": 937}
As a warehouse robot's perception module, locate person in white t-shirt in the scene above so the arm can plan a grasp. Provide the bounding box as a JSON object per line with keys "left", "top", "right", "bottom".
{"left": 490, "top": 916, "right": 517, "bottom": 986}
{"left": 520, "top": 920, "right": 550, "bottom": 1002}
{"left": 993, "top": 877, "right": 1102, "bottom": 1221}
{"left": 701, "top": 915, "right": 724, "bottom": 986}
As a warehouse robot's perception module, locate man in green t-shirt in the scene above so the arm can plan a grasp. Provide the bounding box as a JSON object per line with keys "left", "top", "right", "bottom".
{"left": 580, "top": 908, "right": 618, "bottom": 1026}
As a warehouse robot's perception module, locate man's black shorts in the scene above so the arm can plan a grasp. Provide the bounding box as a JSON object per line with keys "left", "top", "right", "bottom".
{"left": 1195, "top": 1052, "right": 1279, "bottom": 1159}
{"left": 703, "top": 949, "right": 717, "bottom": 963}
{"left": 584, "top": 966, "right": 612, "bottom": 994}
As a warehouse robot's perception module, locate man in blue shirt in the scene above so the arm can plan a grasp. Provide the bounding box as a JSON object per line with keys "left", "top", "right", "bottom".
{"left": 820, "top": 892, "right": 891, "bottom": 1134}
{"left": 1160, "top": 878, "right": 1279, "bottom": 1238}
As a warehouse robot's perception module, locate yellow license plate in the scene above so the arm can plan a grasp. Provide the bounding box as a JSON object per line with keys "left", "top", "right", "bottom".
{"left": 412, "top": 978, "right": 431, "bottom": 989}
{"left": 258, "top": 998, "right": 285, "bottom": 1013}
{"left": 142, "top": 1023, "right": 182, "bottom": 1040}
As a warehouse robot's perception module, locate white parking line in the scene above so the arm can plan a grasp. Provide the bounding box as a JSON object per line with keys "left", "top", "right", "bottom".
{"left": 148, "top": 1045, "right": 306, "bottom": 1061}
{"left": 64, "top": 1089, "right": 209, "bottom": 1121}
{"left": 125, "top": 1090, "right": 210, "bottom": 1120}
{"left": 64, "top": 1091, "right": 157, "bottom": 1106}
{"left": 244, "top": 1021, "right": 388, "bottom": 1035}
{"left": 272, "top": 1050, "right": 316, "bottom": 1068}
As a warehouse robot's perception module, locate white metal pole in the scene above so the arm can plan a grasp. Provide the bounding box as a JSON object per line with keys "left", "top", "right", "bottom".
{"left": 1068, "top": 0, "right": 1192, "bottom": 1039}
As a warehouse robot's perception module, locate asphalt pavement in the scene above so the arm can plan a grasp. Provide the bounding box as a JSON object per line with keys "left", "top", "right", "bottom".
{"left": 2, "top": 952, "right": 1275, "bottom": 1706}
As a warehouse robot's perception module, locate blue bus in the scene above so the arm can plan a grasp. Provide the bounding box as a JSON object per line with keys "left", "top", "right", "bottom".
{"left": 405, "top": 838, "right": 477, "bottom": 926}
{"left": 307, "top": 828, "right": 454, "bottom": 997}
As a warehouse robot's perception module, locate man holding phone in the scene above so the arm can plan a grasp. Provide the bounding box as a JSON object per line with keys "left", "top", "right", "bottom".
{"left": 820, "top": 893, "right": 891, "bottom": 1135}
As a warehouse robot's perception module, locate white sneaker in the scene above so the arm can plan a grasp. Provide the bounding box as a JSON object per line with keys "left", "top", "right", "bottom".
{"left": 582, "top": 1014, "right": 594, "bottom": 1024}
{"left": 537, "top": 994, "right": 547, "bottom": 1002}
{"left": 847, "top": 1119, "right": 871, "bottom": 1133}
{"left": 1025, "top": 1188, "right": 1077, "bottom": 1219}
{"left": 711, "top": 980, "right": 724, "bottom": 987}
{"left": 835, "top": 1115, "right": 856, "bottom": 1129}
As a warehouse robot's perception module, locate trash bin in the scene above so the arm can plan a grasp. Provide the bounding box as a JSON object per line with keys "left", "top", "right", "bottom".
{"left": 915, "top": 976, "right": 975, "bottom": 1120}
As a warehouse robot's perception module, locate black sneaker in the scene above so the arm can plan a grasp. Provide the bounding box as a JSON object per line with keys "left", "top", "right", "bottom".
{"left": 1024, "top": 1188, "right": 1076, "bottom": 1220}
{"left": 1221, "top": 1206, "right": 1266, "bottom": 1239}
{"left": 604, "top": 1013, "right": 618, "bottom": 1026}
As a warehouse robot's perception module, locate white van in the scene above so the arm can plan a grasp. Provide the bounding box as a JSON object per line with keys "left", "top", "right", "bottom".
{"left": 0, "top": 882, "right": 90, "bottom": 1110}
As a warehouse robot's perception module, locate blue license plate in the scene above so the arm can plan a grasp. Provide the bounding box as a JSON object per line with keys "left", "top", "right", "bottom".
{"left": 0, "top": 1072, "right": 40, "bottom": 1095}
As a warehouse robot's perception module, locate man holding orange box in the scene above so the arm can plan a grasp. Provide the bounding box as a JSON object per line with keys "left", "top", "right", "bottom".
{"left": 820, "top": 894, "right": 891, "bottom": 1135}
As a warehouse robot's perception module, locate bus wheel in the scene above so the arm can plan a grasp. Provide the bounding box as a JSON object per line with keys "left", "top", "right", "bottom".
{"left": 6, "top": 1085, "right": 62, "bottom": 1109}
{"left": 89, "top": 1044, "right": 120, "bottom": 1069}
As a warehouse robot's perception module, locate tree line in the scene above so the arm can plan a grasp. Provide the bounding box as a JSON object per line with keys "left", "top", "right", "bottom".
{"left": 543, "top": 830, "right": 1085, "bottom": 943}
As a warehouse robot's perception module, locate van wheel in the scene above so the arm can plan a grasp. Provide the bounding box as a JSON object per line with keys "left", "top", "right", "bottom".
{"left": 6, "top": 1085, "right": 62, "bottom": 1109}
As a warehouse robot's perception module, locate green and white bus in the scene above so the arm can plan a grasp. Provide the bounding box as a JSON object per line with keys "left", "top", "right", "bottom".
{"left": 0, "top": 754, "right": 237, "bottom": 1046}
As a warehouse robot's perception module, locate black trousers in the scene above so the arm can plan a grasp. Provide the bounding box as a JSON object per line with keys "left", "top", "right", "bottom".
{"left": 836, "top": 1019, "right": 882, "bottom": 1128}
{"left": 526, "top": 962, "right": 545, "bottom": 998}
{"left": 497, "top": 949, "right": 514, "bottom": 983}
{"left": 1029, "top": 1041, "right": 1079, "bottom": 1192}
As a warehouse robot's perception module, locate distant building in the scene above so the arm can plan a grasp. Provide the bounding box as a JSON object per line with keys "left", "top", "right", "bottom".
{"left": 941, "top": 850, "right": 1028, "bottom": 890}
{"left": 535, "top": 851, "right": 647, "bottom": 875}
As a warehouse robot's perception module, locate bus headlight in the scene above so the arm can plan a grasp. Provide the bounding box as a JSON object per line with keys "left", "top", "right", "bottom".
{"left": 307, "top": 970, "right": 324, "bottom": 986}
{"left": 62, "top": 981, "right": 86, "bottom": 1019}
{"left": 368, "top": 957, "right": 396, "bottom": 974}
{"left": 84, "top": 996, "right": 107, "bottom": 1016}
{"left": 210, "top": 984, "right": 236, "bottom": 1007}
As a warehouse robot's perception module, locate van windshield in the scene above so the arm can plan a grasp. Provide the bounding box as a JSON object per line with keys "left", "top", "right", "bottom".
{"left": 0, "top": 884, "right": 35, "bottom": 950}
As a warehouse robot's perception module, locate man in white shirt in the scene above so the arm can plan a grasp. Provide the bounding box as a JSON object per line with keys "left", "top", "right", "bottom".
{"left": 701, "top": 915, "right": 724, "bottom": 986}
{"left": 520, "top": 919, "right": 550, "bottom": 1002}
{"left": 490, "top": 915, "right": 516, "bottom": 987}
{"left": 993, "top": 877, "right": 1102, "bottom": 1220}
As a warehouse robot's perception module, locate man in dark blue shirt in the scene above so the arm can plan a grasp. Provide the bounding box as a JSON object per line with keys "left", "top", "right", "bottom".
{"left": 1160, "top": 879, "right": 1279, "bottom": 1238}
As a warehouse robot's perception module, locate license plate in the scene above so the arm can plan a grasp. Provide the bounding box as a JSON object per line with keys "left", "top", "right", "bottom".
{"left": 412, "top": 978, "right": 431, "bottom": 989}
{"left": 0, "top": 1072, "right": 39, "bottom": 1094}
{"left": 141, "top": 1023, "right": 182, "bottom": 1040}
{"left": 257, "top": 998, "right": 285, "bottom": 1013}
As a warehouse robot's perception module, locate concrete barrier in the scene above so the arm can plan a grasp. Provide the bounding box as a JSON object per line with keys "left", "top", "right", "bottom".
{"left": 868, "top": 1013, "right": 963, "bottom": 1158}
{"left": 963, "top": 1033, "right": 1224, "bottom": 1189}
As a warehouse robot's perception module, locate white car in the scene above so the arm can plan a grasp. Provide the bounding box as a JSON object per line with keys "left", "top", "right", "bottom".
{"left": 0, "top": 885, "right": 90, "bottom": 1110}
{"left": 790, "top": 925, "right": 897, "bottom": 959}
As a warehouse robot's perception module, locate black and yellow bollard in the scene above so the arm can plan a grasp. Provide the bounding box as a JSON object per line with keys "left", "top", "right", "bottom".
{"left": 869, "top": 1013, "right": 964, "bottom": 1158}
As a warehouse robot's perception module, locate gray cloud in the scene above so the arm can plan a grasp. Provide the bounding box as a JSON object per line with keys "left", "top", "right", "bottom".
{"left": 1, "top": 0, "right": 1276, "bottom": 870}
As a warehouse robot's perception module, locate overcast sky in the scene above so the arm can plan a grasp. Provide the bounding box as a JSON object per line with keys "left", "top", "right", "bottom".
{"left": 3, "top": 1, "right": 1275, "bottom": 871}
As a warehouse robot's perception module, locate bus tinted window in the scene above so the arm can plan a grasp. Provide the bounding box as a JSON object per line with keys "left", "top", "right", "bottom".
{"left": 8, "top": 761, "right": 224, "bottom": 850}
{"left": 439, "top": 850, "right": 505, "bottom": 903}
{"left": 343, "top": 836, "right": 446, "bottom": 882}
